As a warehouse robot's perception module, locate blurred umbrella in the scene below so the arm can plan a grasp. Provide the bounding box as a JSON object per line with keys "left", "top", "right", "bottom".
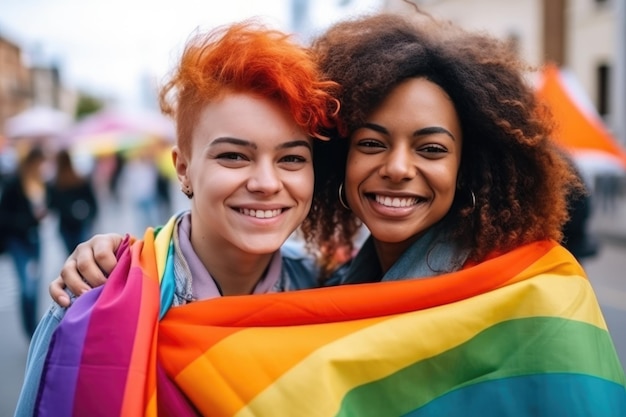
{"left": 65, "top": 108, "right": 175, "bottom": 156}
{"left": 4, "top": 105, "right": 72, "bottom": 139}
{"left": 71, "top": 132, "right": 165, "bottom": 157}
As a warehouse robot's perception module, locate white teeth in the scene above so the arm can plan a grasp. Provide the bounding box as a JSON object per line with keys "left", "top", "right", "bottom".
{"left": 240, "top": 208, "right": 282, "bottom": 218}
{"left": 375, "top": 195, "right": 418, "bottom": 208}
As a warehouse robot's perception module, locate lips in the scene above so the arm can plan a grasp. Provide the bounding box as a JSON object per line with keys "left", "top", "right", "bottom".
{"left": 238, "top": 208, "right": 284, "bottom": 219}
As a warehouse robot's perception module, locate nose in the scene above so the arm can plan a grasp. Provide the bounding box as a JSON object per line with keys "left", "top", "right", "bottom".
{"left": 379, "top": 145, "right": 416, "bottom": 182}
{"left": 246, "top": 159, "right": 283, "bottom": 194}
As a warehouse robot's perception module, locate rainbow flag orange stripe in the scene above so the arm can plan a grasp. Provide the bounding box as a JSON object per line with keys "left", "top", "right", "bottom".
{"left": 35, "top": 215, "right": 626, "bottom": 416}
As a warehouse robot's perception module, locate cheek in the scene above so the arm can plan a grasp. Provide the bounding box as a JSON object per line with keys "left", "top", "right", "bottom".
{"left": 431, "top": 166, "right": 459, "bottom": 201}
{"left": 344, "top": 152, "right": 366, "bottom": 193}
{"left": 290, "top": 167, "right": 315, "bottom": 204}
{"left": 191, "top": 165, "right": 233, "bottom": 199}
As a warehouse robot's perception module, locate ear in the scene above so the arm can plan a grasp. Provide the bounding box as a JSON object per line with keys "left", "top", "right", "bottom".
{"left": 172, "top": 146, "right": 189, "bottom": 187}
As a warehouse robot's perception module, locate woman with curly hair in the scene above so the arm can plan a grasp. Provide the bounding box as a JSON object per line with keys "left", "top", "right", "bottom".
{"left": 47, "top": 12, "right": 625, "bottom": 416}
{"left": 299, "top": 13, "right": 624, "bottom": 415}
{"left": 303, "top": 13, "right": 580, "bottom": 280}
{"left": 14, "top": 20, "right": 340, "bottom": 416}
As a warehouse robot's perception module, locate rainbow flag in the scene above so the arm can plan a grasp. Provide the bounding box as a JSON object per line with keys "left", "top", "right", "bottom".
{"left": 36, "top": 216, "right": 626, "bottom": 416}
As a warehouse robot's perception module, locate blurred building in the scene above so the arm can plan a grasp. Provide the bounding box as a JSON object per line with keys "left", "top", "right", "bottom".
{"left": 31, "top": 64, "right": 62, "bottom": 109}
{"left": 0, "top": 33, "right": 77, "bottom": 137}
{"left": 383, "top": 0, "right": 625, "bottom": 144}
{"left": 0, "top": 35, "right": 31, "bottom": 128}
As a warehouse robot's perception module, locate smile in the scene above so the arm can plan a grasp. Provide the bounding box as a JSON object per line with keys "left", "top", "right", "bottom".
{"left": 373, "top": 194, "right": 419, "bottom": 208}
{"left": 239, "top": 208, "right": 283, "bottom": 219}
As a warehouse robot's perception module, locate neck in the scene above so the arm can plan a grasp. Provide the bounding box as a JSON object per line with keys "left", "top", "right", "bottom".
{"left": 371, "top": 222, "right": 451, "bottom": 276}
{"left": 190, "top": 229, "right": 274, "bottom": 297}
{"left": 373, "top": 239, "right": 413, "bottom": 274}
{"left": 210, "top": 251, "right": 274, "bottom": 296}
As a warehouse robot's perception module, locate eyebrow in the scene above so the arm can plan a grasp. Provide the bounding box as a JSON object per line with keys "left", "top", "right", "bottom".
{"left": 210, "top": 137, "right": 312, "bottom": 151}
{"left": 277, "top": 140, "right": 312, "bottom": 151}
{"left": 361, "top": 123, "right": 456, "bottom": 141}
{"left": 210, "top": 137, "right": 256, "bottom": 149}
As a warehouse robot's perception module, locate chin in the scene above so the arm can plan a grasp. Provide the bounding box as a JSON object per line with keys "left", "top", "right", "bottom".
{"left": 377, "top": 236, "right": 412, "bottom": 244}
{"left": 367, "top": 227, "right": 409, "bottom": 242}
{"left": 238, "top": 237, "right": 286, "bottom": 255}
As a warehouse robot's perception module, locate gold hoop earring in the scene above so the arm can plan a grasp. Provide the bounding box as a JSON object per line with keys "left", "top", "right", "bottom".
{"left": 338, "top": 183, "right": 350, "bottom": 210}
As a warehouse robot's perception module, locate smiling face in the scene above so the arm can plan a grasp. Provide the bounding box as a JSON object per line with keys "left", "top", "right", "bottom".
{"left": 345, "top": 77, "right": 463, "bottom": 255}
{"left": 174, "top": 92, "right": 313, "bottom": 257}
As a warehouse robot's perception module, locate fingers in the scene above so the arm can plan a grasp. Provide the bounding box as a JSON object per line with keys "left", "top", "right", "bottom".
{"left": 56, "top": 256, "right": 94, "bottom": 299}
{"left": 50, "top": 233, "right": 124, "bottom": 303}
{"left": 49, "top": 277, "right": 71, "bottom": 308}
{"left": 86, "top": 233, "right": 123, "bottom": 279}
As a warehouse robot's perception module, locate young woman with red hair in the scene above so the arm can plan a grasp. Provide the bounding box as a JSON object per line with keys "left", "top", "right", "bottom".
{"left": 14, "top": 20, "right": 339, "bottom": 416}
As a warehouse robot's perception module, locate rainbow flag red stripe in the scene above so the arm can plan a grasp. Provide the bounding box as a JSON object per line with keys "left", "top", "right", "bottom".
{"left": 36, "top": 216, "right": 626, "bottom": 416}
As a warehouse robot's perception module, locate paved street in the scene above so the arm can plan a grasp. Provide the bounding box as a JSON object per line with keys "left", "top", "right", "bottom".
{"left": 1, "top": 191, "right": 625, "bottom": 416}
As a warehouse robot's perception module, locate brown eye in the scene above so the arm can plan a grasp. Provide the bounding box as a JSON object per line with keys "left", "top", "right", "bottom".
{"left": 419, "top": 145, "right": 447, "bottom": 153}
{"left": 217, "top": 152, "right": 247, "bottom": 161}
{"left": 280, "top": 155, "right": 307, "bottom": 163}
{"left": 358, "top": 139, "right": 384, "bottom": 148}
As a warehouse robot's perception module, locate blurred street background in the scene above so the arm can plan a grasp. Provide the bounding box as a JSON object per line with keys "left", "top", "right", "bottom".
{"left": 2, "top": 0, "right": 626, "bottom": 415}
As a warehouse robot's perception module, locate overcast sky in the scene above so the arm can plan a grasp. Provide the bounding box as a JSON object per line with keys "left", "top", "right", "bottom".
{"left": 0, "top": 0, "right": 382, "bottom": 109}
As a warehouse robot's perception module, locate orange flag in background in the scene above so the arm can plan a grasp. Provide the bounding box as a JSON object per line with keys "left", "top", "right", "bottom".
{"left": 536, "top": 63, "right": 626, "bottom": 170}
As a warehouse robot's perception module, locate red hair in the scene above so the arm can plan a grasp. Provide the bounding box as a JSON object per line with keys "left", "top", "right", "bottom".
{"left": 159, "top": 20, "right": 340, "bottom": 156}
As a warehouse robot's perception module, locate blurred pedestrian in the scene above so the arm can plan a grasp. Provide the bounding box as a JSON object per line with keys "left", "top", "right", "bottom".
{"left": 108, "top": 150, "right": 126, "bottom": 202}
{"left": 47, "top": 149, "right": 99, "bottom": 255}
{"left": 0, "top": 146, "right": 48, "bottom": 338}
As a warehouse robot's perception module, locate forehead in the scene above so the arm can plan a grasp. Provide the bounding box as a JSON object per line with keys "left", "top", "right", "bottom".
{"left": 361, "top": 77, "right": 462, "bottom": 141}
{"left": 192, "top": 93, "right": 308, "bottom": 147}
{"left": 378, "top": 78, "right": 455, "bottom": 116}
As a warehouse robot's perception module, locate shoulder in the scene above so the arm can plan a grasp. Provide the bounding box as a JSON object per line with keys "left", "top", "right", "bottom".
{"left": 280, "top": 243, "right": 320, "bottom": 290}
{"left": 279, "top": 243, "right": 351, "bottom": 288}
